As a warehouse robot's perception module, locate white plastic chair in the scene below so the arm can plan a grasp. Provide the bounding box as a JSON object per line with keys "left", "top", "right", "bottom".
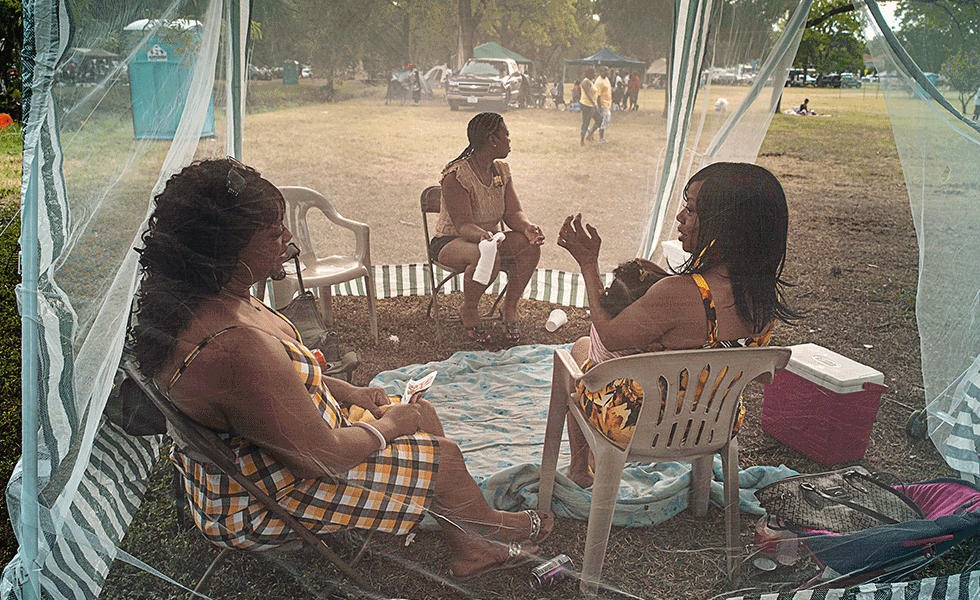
{"left": 271, "top": 186, "right": 378, "bottom": 342}
{"left": 538, "top": 346, "right": 791, "bottom": 595}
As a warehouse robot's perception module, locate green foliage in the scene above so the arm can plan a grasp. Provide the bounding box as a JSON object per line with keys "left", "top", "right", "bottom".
{"left": 796, "top": 0, "right": 866, "bottom": 74}
{"left": 0, "top": 124, "right": 20, "bottom": 198}
{"left": 0, "top": 200, "right": 22, "bottom": 567}
{"left": 0, "top": 0, "right": 23, "bottom": 118}
{"left": 896, "top": 0, "right": 980, "bottom": 74}
{"left": 941, "top": 48, "right": 980, "bottom": 113}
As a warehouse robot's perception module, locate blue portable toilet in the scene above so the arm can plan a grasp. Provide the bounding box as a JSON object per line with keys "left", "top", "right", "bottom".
{"left": 283, "top": 60, "right": 300, "bottom": 85}
{"left": 125, "top": 19, "right": 215, "bottom": 140}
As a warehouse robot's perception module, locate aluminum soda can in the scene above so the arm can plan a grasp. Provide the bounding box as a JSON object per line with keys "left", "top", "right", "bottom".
{"left": 529, "top": 554, "right": 573, "bottom": 588}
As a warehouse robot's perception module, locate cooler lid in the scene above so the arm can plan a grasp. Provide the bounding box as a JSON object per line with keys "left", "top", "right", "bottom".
{"left": 785, "top": 343, "right": 885, "bottom": 395}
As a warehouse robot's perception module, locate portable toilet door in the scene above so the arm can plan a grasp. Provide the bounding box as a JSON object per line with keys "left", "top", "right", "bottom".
{"left": 126, "top": 20, "right": 215, "bottom": 139}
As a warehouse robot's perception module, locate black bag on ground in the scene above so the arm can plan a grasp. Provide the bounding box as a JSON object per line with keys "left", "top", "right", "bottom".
{"left": 105, "top": 347, "right": 167, "bottom": 436}
{"left": 755, "top": 466, "right": 924, "bottom": 534}
{"left": 276, "top": 290, "right": 336, "bottom": 351}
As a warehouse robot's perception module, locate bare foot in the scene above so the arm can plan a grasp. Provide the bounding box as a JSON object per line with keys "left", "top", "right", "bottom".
{"left": 458, "top": 305, "right": 481, "bottom": 328}
{"left": 450, "top": 538, "right": 537, "bottom": 580}
{"left": 568, "top": 468, "right": 594, "bottom": 490}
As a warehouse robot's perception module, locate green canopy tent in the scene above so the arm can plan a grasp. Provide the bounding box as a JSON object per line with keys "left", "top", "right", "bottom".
{"left": 453, "top": 41, "right": 534, "bottom": 74}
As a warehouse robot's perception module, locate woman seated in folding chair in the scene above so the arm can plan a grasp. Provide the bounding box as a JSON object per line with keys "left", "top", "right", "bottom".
{"left": 556, "top": 162, "right": 799, "bottom": 489}
{"left": 130, "top": 158, "right": 552, "bottom": 580}
{"left": 430, "top": 112, "right": 545, "bottom": 343}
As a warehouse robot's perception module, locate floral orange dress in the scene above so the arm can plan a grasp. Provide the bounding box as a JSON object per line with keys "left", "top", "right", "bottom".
{"left": 577, "top": 274, "right": 773, "bottom": 449}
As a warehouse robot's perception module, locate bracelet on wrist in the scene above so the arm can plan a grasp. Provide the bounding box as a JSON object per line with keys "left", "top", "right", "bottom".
{"left": 352, "top": 421, "right": 387, "bottom": 452}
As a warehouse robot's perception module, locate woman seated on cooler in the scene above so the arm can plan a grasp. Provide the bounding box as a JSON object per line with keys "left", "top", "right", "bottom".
{"left": 556, "top": 162, "right": 798, "bottom": 488}
{"left": 131, "top": 158, "right": 551, "bottom": 579}
{"left": 429, "top": 112, "right": 545, "bottom": 343}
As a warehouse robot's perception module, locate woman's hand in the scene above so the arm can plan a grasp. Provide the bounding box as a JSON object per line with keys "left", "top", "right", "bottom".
{"left": 557, "top": 213, "right": 601, "bottom": 266}
{"left": 523, "top": 223, "right": 545, "bottom": 246}
{"left": 377, "top": 403, "right": 423, "bottom": 438}
{"left": 343, "top": 386, "right": 391, "bottom": 419}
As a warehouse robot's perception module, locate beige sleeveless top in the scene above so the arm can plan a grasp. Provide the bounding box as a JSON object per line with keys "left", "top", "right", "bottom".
{"left": 435, "top": 159, "right": 511, "bottom": 237}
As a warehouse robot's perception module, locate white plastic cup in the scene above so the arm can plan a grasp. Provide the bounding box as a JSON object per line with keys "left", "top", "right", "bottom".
{"left": 545, "top": 309, "right": 568, "bottom": 332}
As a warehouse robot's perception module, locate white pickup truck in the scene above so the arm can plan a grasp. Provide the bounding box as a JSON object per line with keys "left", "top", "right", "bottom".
{"left": 446, "top": 57, "right": 522, "bottom": 112}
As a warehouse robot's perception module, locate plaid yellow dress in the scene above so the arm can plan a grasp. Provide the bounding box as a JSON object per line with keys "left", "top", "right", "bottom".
{"left": 169, "top": 326, "right": 439, "bottom": 551}
{"left": 578, "top": 273, "right": 772, "bottom": 450}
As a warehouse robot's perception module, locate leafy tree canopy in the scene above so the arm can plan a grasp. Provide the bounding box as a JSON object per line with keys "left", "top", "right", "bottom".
{"left": 895, "top": 0, "right": 980, "bottom": 73}
{"left": 796, "top": 0, "right": 866, "bottom": 74}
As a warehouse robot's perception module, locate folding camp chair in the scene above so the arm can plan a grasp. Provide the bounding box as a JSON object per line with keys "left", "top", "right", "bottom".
{"left": 538, "top": 346, "right": 791, "bottom": 595}
{"left": 119, "top": 361, "right": 373, "bottom": 597}
{"left": 420, "top": 185, "right": 511, "bottom": 324}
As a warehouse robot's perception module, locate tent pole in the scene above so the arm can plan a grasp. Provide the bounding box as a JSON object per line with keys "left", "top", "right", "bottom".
{"left": 20, "top": 120, "right": 41, "bottom": 600}
{"left": 229, "top": 0, "right": 244, "bottom": 159}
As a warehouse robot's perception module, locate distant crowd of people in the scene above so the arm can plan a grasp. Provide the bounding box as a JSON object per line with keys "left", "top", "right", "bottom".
{"left": 571, "top": 66, "right": 642, "bottom": 145}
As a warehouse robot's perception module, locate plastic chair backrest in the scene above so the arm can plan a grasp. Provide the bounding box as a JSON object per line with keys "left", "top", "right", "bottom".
{"left": 579, "top": 346, "right": 791, "bottom": 459}
{"left": 281, "top": 186, "right": 370, "bottom": 269}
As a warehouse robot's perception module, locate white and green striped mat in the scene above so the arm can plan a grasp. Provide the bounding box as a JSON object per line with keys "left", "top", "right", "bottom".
{"left": 330, "top": 264, "right": 614, "bottom": 309}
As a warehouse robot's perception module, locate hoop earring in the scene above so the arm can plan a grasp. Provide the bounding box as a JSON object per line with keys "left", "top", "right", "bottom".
{"left": 237, "top": 260, "right": 255, "bottom": 284}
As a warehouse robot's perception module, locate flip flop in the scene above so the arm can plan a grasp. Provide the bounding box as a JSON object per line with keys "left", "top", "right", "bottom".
{"left": 463, "top": 323, "right": 491, "bottom": 344}
{"left": 501, "top": 321, "right": 520, "bottom": 343}
{"left": 454, "top": 541, "right": 536, "bottom": 581}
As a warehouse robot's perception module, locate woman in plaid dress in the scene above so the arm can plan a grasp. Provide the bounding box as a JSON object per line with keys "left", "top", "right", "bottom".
{"left": 131, "top": 158, "right": 552, "bottom": 580}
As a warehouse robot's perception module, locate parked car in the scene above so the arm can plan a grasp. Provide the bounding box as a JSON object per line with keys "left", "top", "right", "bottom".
{"left": 247, "top": 64, "right": 273, "bottom": 81}
{"left": 301, "top": 65, "right": 313, "bottom": 79}
{"left": 817, "top": 73, "right": 841, "bottom": 88}
{"left": 840, "top": 73, "right": 862, "bottom": 88}
{"left": 445, "top": 57, "right": 522, "bottom": 112}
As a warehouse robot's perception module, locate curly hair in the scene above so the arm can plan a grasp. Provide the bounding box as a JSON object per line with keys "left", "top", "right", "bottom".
{"left": 442, "top": 112, "right": 505, "bottom": 173}
{"left": 129, "top": 158, "right": 284, "bottom": 378}
{"left": 598, "top": 260, "right": 665, "bottom": 317}
{"left": 677, "top": 162, "right": 798, "bottom": 330}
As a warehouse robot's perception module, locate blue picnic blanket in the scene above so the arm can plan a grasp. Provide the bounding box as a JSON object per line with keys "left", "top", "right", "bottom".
{"left": 370, "top": 344, "right": 797, "bottom": 527}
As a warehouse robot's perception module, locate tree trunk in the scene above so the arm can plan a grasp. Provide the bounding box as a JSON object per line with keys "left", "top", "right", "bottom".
{"left": 457, "top": 0, "right": 477, "bottom": 71}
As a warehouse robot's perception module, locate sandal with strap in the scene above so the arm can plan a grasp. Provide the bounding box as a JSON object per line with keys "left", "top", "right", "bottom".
{"left": 463, "top": 323, "right": 491, "bottom": 344}
{"left": 454, "top": 541, "right": 536, "bottom": 581}
{"left": 501, "top": 321, "right": 520, "bottom": 343}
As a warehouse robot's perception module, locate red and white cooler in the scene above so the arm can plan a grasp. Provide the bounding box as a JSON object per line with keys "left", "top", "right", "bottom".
{"left": 762, "top": 343, "right": 888, "bottom": 464}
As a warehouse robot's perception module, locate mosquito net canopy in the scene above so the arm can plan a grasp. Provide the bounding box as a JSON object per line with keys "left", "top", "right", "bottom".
{"left": 6, "top": 0, "right": 979, "bottom": 598}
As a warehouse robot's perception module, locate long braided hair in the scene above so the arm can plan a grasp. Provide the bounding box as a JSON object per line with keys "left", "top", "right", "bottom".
{"left": 441, "top": 112, "right": 504, "bottom": 175}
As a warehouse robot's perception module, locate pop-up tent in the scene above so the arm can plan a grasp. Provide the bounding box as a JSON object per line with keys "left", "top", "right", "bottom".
{"left": 564, "top": 47, "right": 646, "bottom": 71}
{"left": 452, "top": 41, "right": 535, "bottom": 73}
{"left": 7, "top": 0, "right": 980, "bottom": 598}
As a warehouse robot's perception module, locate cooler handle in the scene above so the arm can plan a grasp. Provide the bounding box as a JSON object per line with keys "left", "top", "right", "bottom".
{"left": 862, "top": 382, "right": 889, "bottom": 394}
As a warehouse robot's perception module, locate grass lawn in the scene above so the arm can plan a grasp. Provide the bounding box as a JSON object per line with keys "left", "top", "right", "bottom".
{"left": 0, "top": 122, "right": 22, "bottom": 568}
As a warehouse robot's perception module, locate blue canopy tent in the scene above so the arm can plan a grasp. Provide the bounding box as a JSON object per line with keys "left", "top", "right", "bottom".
{"left": 563, "top": 47, "right": 646, "bottom": 88}
{"left": 7, "top": 0, "right": 980, "bottom": 598}
{"left": 564, "top": 47, "right": 646, "bottom": 70}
